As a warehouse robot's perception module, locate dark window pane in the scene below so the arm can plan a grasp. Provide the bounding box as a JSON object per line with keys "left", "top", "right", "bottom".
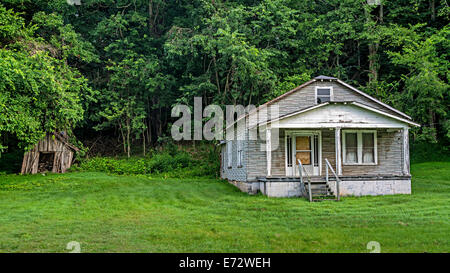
{"left": 317, "top": 88, "right": 331, "bottom": 104}
{"left": 317, "top": 96, "right": 331, "bottom": 104}
{"left": 345, "top": 133, "right": 358, "bottom": 163}
{"left": 346, "top": 133, "right": 357, "bottom": 147}
{"left": 363, "top": 133, "right": 374, "bottom": 147}
{"left": 314, "top": 135, "right": 318, "bottom": 167}
{"left": 287, "top": 136, "right": 292, "bottom": 167}
{"left": 317, "top": 88, "right": 331, "bottom": 95}
{"left": 363, "top": 133, "right": 375, "bottom": 163}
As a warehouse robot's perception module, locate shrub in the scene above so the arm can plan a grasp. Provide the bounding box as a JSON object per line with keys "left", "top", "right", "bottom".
{"left": 411, "top": 141, "right": 450, "bottom": 163}
{"left": 0, "top": 150, "right": 23, "bottom": 174}
{"left": 75, "top": 148, "right": 219, "bottom": 178}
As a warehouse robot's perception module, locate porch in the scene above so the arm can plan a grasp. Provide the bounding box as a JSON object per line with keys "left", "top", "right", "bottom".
{"left": 264, "top": 127, "right": 411, "bottom": 178}
{"left": 259, "top": 126, "right": 412, "bottom": 200}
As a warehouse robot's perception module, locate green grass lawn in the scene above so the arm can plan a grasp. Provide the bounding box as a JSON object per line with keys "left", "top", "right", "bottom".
{"left": 0, "top": 162, "right": 449, "bottom": 253}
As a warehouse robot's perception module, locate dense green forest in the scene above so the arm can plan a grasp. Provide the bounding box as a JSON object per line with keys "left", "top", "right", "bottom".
{"left": 0, "top": 0, "right": 448, "bottom": 159}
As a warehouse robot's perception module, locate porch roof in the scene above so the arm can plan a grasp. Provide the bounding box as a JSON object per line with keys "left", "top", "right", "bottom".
{"left": 257, "top": 101, "right": 420, "bottom": 129}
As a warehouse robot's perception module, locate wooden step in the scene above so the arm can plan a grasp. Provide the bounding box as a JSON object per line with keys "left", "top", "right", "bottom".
{"left": 306, "top": 184, "right": 333, "bottom": 195}
{"left": 312, "top": 198, "right": 338, "bottom": 202}
{"left": 307, "top": 183, "right": 329, "bottom": 187}
{"left": 308, "top": 179, "right": 327, "bottom": 183}
{"left": 310, "top": 188, "right": 329, "bottom": 193}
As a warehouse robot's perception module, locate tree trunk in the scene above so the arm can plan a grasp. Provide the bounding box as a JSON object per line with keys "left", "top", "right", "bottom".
{"left": 126, "top": 117, "right": 131, "bottom": 158}
{"left": 142, "top": 124, "right": 146, "bottom": 157}
{"left": 379, "top": 2, "right": 383, "bottom": 23}
{"left": 148, "top": 120, "right": 152, "bottom": 146}
{"left": 368, "top": 43, "right": 379, "bottom": 84}
{"left": 429, "top": 108, "right": 437, "bottom": 141}
{"left": 119, "top": 122, "right": 126, "bottom": 154}
{"left": 431, "top": 0, "right": 436, "bottom": 21}
{"left": 365, "top": 3, "right": 381, "bottom": 87}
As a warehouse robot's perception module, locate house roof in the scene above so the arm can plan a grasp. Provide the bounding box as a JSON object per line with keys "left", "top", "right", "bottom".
{"left": 335, "top": 79, "right": 411, "bottom": 119}
{"left": 258, "top": 101, "right": 420, "bottom": 128}
{"left": 314, "top": 75, "right": 338, "bottom": 80}
{"left": 225, "top": 76, "right": 413, "bottom": 130}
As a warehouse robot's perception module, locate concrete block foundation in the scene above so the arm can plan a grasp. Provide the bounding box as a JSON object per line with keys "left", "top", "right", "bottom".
{"left": 228, "top": 178, "right": 411, "bottom": 198}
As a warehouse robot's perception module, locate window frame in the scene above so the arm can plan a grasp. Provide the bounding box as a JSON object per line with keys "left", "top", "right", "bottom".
{"left": 315, "top": 86, "right": 334, "bottom": 104}
{"left": 237, "top": 140, "right": 243, "bottom": 168}
{"left": 227, "top": 141, "right": 232, "bottom": 168}
{"left": 285, "top": 135, "right": 293, "bottom": 168}
{"left": 342, "top": 130, "right": 378, "bottom": 165}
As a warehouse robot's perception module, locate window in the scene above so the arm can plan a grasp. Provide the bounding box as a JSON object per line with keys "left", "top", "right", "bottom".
{"left": 227, "top": 141, "right": 232, "bottom": 168}
{"left": 362, "top": 133, "right": 375, "bottom": 163}
{"left": 316, "top": 87, "right": 333, "bottom": 104}
{"left": 296, "top": 136, "right": 311, "bottom": 165}
{"left": 286, "top": 135, "right": 292, "bottom": 167}
{"left": 342, "top": 130, "right": 377, "bottom": 165}
{"left": 237, "top": 141, "right": 243, "bottom": 167}
{"left": 313, "top": 135, "right": 319, "bottom": 167}
{"left": 345, "top": 133, "right": 358, "bottom": 163}
{"left": 222, "top": 147, "right": 225, "bottom": 171}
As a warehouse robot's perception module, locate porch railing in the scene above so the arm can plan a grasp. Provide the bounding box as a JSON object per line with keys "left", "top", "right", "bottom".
{"left": 297, "top": 159, "right": 312, "bottom": 202}
{"left": 325, "top": 158, "right": 340, "bottom": 201}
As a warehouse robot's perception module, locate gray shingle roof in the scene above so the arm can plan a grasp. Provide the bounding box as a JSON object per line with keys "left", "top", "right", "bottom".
{"left": 314, "top": 75, "right": 337, "bottom": 80}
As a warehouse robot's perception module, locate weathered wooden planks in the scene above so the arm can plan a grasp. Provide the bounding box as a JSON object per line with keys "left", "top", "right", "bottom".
{"left": 21, "top": 133, "right": 76, "bottom": 174}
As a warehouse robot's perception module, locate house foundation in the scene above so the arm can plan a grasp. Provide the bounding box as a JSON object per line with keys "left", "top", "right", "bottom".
{"left": 227, "top": 176, "right": 411, "bottom": 198}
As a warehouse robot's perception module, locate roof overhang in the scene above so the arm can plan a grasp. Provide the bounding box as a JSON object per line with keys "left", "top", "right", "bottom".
{"left": 257, "top": 101, "right": 420, "bottom": 128}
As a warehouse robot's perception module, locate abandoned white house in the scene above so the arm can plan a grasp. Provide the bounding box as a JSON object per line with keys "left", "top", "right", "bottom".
{"left": 220, "top": 76, "right": 420, "bottom": 201}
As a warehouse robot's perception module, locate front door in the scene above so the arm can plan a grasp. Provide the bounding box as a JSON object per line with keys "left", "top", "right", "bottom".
{"left": 285, "top": 132, "right": 320, "bottom": 177}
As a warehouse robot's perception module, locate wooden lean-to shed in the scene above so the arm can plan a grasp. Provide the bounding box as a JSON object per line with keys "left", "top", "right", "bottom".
{"left": 21, "top": 132, "right": 79, "bottom": 174}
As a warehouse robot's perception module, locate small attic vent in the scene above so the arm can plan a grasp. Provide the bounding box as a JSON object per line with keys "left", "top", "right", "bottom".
{"left": 316, "top": 87, "right": 332, "bottom": 104}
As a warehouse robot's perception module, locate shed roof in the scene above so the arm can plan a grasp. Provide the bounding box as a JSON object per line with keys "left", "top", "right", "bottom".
{"left": 53, "top": 133, "right": 79, "bottom": 152}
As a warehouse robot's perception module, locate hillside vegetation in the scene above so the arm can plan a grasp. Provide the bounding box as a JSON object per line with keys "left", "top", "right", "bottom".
{"left": 0, "top": 0, "right": 448, "bottom": 157}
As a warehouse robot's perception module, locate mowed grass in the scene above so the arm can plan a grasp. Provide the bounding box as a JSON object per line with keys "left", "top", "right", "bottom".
{"left": 0, "top": 162, "right": 449, "bottom": 253}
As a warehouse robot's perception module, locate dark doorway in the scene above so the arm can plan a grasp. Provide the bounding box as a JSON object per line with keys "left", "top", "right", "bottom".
{"left": 38, "top": 152, "right": 54, "bottom": 172}
{"left": 0, "top": 134, "right": 23, "bottom": 174}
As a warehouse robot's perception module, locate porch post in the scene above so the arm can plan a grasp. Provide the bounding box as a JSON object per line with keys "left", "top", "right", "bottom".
{"left": 266, "top": 126, "right": 272, "bottom": 177}
{"left": 335, "top": 127, "right": 342, "bottom": 175}
{"left": 403, "top": 127, "right": 410, "bottom": 175}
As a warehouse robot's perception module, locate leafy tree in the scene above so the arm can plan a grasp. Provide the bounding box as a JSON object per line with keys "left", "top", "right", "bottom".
{"left": 0, "top": 4, "right": 95, "bottom": 153}
{"left": 1, "top": 0, "right": 448, "bottom": 158}
{"left": 386, "top": 25, "right": 449, "bottom": 142}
